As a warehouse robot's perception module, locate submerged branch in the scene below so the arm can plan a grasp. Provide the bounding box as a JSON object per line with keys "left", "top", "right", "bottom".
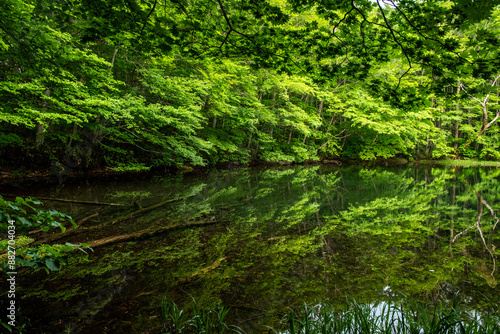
{"left": 31, "top": 196, "right": 190, "bottom": 245}
{"left": 29, "top": 212, "right": 99, "bottom": 237}
{"left": 108, "top": 195, "right": 190, "bottom": 225}
{"left": 1, "top": 194, "right": 125, "bottom": 206}
{"left": 452, "top": 179, "right": 497, "bottom": 276}
{"left": 88, "top": 220, "right": 221, "bottom": 248}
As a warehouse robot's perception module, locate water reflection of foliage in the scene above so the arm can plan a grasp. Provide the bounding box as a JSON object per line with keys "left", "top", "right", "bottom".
{"left": 192, "top": 166, "right": 499, "bottom": 308}
{"left": 149, "top": 166, "right": 498, "bottom": 329}
{"left": 17, "top": 166, "right": 500, "bottom": 332}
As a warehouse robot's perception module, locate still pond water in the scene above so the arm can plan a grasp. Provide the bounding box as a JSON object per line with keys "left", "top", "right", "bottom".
{"left": 2, "top": 165, "right": 500, "bottom": 333}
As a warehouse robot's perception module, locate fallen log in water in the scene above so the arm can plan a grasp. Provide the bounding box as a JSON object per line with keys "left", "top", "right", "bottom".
{"left": 88, "top": 220, "right": 221, "bottom": 248}
{"left": 8, "top": 195, "right": 197, "bottom": 251}
{"left": 108, "top": 196, "right": 187, "bottom": 225}
{"left": 31, "top": 195, "right": 190, "bottom": 244}
{"left": 1, "top": 194, "right": 125, "bottom": 206}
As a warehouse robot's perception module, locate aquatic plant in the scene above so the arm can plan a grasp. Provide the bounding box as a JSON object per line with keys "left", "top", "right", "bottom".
{"left": 161, "top": 296, "right": 500, "bottom": 334}
{"left": 161, "top": 297, "right": 245, "bottom": 334}
{"left": 274, "top": 297, "right": 500, "bottom": 334}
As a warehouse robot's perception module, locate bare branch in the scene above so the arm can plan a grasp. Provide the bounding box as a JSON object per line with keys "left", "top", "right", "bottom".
{"left": 375, "top": 1, "right": 412, "bottom": 89}
{"left": 217, "top": 0, "right": 234, "bottom": 50}
{"left": 139, "top": 0, "right": 158, "bottom": 37}
{"left": 459, "top": 84, "right": 485, "bottom": 106}
{"left": 453, "top": 179, "right": 497, "bottom": 276}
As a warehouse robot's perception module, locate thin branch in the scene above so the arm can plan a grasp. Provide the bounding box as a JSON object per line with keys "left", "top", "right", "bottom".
{"left": 139, "top": 0, "right": 158, "bottom": 38}
{"left": 375, "top": 0, "right": 412, "bottom": 89}
{"left": 455, "top": 73, "right": 500, "bottom": 158}
{"left": 452, "top": 179, "right": 497, "bottom": 276}
{"left": 451, "top": 221, "right": 477, "bottom": 243}
{"left": 460, "top": 84, "right": 485, "bottom": 106}
{"left": 386, "top": 0, "right": 472, "bottom": 65}
{"left": 216, "top": 0, "right": 234, "bottom": 51}
{"left": 328, "top": 6, "right": 355, "bottom": 48}
{"left": 475, "top": 201, "right": 496, "bottom": 277}
{"left": 479, "top": 191, "right": 500, "bottom": 232}
{"left": 215, "top": 0, "right": 306, "bottom": 73}
{"left": 0, "top": 195, "right": 125, "bottom": 206}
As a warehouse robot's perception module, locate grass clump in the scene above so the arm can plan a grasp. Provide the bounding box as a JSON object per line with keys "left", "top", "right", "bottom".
{"left": 160, "top": 296, "right": 500, "bottom": 334}
{"left": 274, "top": 298, "right": 500, "bottom": 334}
{"left": 161, "top": 297, "right": 244, "bottom": 334}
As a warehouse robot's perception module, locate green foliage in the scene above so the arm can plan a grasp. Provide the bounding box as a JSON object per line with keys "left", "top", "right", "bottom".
{"left": 2, "top": 0, "right": 500, "bottom": 171}
{"left": 161, "top": 297, "right": 244, "bottom": 334}
{"left": 109, "top": 163, "right": 151, "bottom": 172}
{"left": 0, "top": 196, "right": 74, "bottom": 234}
{"left": 0, "top": 196, "right": 91, "bottom": 273}
{"left": 276, "top": 298, "right": 500, "bottom": 334}
{"left": 161, "top": 296, "right": 500, "bottom": 334}
{"left": 10, "top": 165, "right": 500, "bottom": 332}
{"left": 0, "top": 133, "right": 23, "bottom": 147}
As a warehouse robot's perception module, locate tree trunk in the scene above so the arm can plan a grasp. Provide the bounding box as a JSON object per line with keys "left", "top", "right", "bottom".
{"left": 455, "top": 73, "right": 500, "bottom": 158}
{"left": 36, "top": 88, "right": 51, "bottom": 147}
{"left": 110, "top": 47, "right": 119, "bottom": 69}
{"left": 317, "top": 99, "right": 324, "bottom": 116}
{"left": 455, "top": 104, "right": 500, "bottom": 158}
{"left": 454, "top": 86, "right": 460, "bottom": 151}
{"left": 454, "top": 121, "right": 460, "bottom": 151}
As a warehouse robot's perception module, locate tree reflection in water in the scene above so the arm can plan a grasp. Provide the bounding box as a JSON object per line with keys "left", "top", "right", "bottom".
{"left": 10, "top": 165, "right": 499, "bottom": 332}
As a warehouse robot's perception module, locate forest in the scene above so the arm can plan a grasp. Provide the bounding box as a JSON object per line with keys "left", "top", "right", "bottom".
{"left": 1, "top": 1, "right": 500, "bottom": 332}
{"left": 1, "top": 0, "right": 500, "bottom": 175}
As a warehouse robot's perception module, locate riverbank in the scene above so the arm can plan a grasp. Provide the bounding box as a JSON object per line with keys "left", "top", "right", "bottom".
{"left": 3, "top": 157, "right": 500, "bottom": 187}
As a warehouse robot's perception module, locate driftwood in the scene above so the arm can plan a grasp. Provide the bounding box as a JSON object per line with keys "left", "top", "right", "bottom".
{"left": 1, "top": 219, "right": 220, "bottom": 262}
{"left": 26, "top": 196, "right": 188, "bottom": 246}
{"left": 1, "top": 218, "right": 219, "bottom": 260}
{"left": 108, "top": 196, "right": 188, "bottom": 225}
{"left": 1, "top": 194, "right": 125, "bottom": 206}
{"left": 88, "top": 220, "right": 220, "bottom": 248}
{"left": 3, "top": 195, "right": 199, "bottom": 254}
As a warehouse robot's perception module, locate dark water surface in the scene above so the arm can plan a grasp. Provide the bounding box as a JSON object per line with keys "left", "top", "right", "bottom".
{"left": 2, "top": 165, "right": 499, "bottom": 333}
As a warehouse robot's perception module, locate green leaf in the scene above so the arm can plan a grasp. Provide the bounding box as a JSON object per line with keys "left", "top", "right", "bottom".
{"left": 45, "top": 258, "right": 60, "bottom": 271}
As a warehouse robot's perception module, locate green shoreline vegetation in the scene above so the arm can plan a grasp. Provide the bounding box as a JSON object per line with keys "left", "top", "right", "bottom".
{"left": 416, "top": 160, "right": 500, "bottom": 168}
{"left": 1, "top": 1, "right": 500, "bottom": 175}
{"left": 161, "top": 297, "right": 500, "bottom": 334}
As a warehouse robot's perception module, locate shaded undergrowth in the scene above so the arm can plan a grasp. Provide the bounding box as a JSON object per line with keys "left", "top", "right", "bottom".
{"left": 161, "top": 296, "right": 500, "bottom": 334}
